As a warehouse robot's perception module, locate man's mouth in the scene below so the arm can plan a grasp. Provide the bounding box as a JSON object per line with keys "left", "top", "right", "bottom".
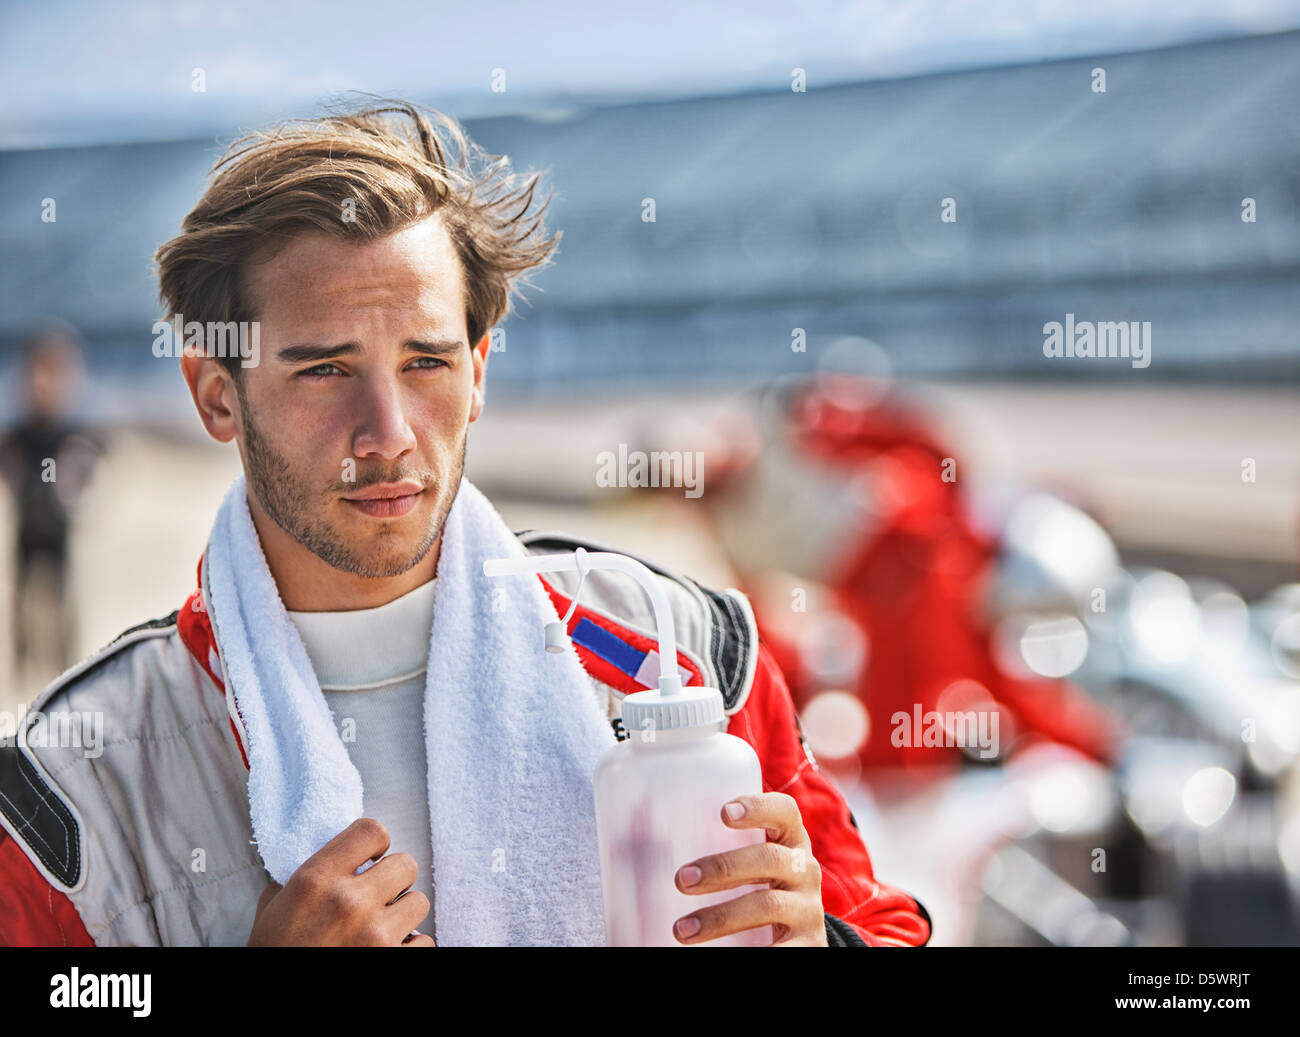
{"left": 341, "top": 480, "right": 425, "bottom": 519}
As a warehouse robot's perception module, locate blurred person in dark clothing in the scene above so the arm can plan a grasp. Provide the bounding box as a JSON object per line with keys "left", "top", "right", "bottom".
{"left": 0, "top": 322, "right": 102, "bottom": 674}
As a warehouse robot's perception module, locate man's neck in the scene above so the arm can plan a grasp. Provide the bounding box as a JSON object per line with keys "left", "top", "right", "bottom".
{"left": 246, "top": 493, "right": 441, "bottom": 612}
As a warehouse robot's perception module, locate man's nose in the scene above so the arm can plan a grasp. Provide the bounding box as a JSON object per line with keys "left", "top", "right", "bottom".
{"left": 351, "top": 375, "right": 418, "bottom": 460}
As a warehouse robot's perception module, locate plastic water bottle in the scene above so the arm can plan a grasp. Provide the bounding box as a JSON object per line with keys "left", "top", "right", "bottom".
{"left": 593, "top": 683, "right": 773, "bottom": 947}
{"left": 482, "top": 546, "right": 772, "bottom": 947}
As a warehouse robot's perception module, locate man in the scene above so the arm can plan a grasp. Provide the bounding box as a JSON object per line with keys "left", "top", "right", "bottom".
{"left": 0, "top": 323, "right": 101, "bottom": 677}
{"left": 0, "top": 101, "right": 931, "bottom": 947}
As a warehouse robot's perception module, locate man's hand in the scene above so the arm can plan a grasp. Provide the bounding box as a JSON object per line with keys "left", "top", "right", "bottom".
{"left": 673, "top": 792, "right": 829, "bottom": 947}
{"left": 247, "top": 817, "right": 435, "bottom": 946}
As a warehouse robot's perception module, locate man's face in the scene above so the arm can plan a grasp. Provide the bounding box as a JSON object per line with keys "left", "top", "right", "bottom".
{"left": 231, "top": 214, "right": 485, "bottom": 579}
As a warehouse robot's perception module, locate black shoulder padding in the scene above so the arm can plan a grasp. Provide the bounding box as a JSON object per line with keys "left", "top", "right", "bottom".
{"left": 0, "top": 609, "right": 180, "bottom": 890}
{"left": 515, "top": 529, "right": 755, "bottom": 711}
{"left": 0, "top": 745, "right": 80, "bottom": 887}
{"left": 107, "top": 609, "right": 179, "bottom": 649}
{"left": 696, "top": 583, "right": 754, "bottom": 712}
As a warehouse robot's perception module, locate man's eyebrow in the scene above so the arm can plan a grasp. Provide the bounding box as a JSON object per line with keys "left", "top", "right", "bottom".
{"left": 404, "top": 338, "right": 466, "bottom": 356}
{"left": 275, "top": 339, "right": 466, "bottom": 364}
{"left": 276, "top": 342, "right": 360, "bottom": 364}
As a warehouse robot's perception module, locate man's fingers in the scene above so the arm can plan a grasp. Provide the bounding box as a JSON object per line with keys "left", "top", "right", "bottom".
{"left": 675, "top": 841, "right": 818, "bottom": 894}
{"left": 305, "top": 817, "right": 392, "bottom": 875}
{"left": 387, "top": 888, "right": 431, "bottom": 939}
{"left": 720, "top": 792, "right": 804, "bottom": 846}
{"left": 673, "top": 887, "right": 798, "bottom": 945}
{"left": 359, "top": 851, "right": 420, "bottom": 903}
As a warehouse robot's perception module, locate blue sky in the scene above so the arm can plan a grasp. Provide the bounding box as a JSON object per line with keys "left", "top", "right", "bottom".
{"left": 4, "top": 0, "right": 1300, "bottom": 147}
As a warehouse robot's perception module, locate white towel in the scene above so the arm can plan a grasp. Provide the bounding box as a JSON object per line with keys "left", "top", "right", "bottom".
{"left": 202, "top": 473, "right": 616, "bottom": 945}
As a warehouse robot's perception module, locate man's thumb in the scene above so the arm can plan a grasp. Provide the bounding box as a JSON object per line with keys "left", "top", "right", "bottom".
{"left": 257, "top": 881, "right": 282, "bottom": 912}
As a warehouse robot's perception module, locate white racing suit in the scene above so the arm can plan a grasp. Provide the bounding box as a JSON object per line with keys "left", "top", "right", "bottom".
{"left": 0, "top": 529, "right": 931, "bottom": 947}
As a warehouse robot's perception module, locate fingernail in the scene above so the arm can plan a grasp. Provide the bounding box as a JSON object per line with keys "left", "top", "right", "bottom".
{"left": 724, "top": 801, "right": 746, "bottom": 820}
{"left": 675, "top": 916, "right": 701, "bottom": 938}
{"left": 678, "top": 865, "right": 702, "bottom": 887}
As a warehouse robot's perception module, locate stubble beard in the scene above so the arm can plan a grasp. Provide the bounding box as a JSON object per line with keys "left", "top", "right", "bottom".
{"left": 237, "top": 379, "right": 464, "bottom": 579}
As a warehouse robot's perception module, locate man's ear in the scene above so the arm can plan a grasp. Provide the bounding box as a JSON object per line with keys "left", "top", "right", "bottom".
{"left": 181, "top": 354, "right": 241, "bottom": 443}
{"left": 468, "top": 332, "right": 490, "bottom": 424}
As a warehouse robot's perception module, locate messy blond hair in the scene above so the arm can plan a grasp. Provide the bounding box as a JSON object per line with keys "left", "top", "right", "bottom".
{"left": 155, "top": 98, "right": 560, "bottom": 372}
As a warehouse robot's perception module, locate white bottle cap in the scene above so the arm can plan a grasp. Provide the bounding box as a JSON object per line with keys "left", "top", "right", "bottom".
{"left": 620, "top": 684, "right": 725, "bottom": 733}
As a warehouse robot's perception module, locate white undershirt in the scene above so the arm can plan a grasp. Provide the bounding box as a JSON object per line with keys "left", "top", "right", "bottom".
{"left": 286, "top": 577, "right": 438, "bottom": 936}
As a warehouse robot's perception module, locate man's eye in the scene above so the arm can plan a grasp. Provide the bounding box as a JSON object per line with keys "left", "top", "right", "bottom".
{"left": 300, "top": 363, "right": 343, "bottom": 378}
{"left": 408, "top": 357, "right": 449, "bottom": 371}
